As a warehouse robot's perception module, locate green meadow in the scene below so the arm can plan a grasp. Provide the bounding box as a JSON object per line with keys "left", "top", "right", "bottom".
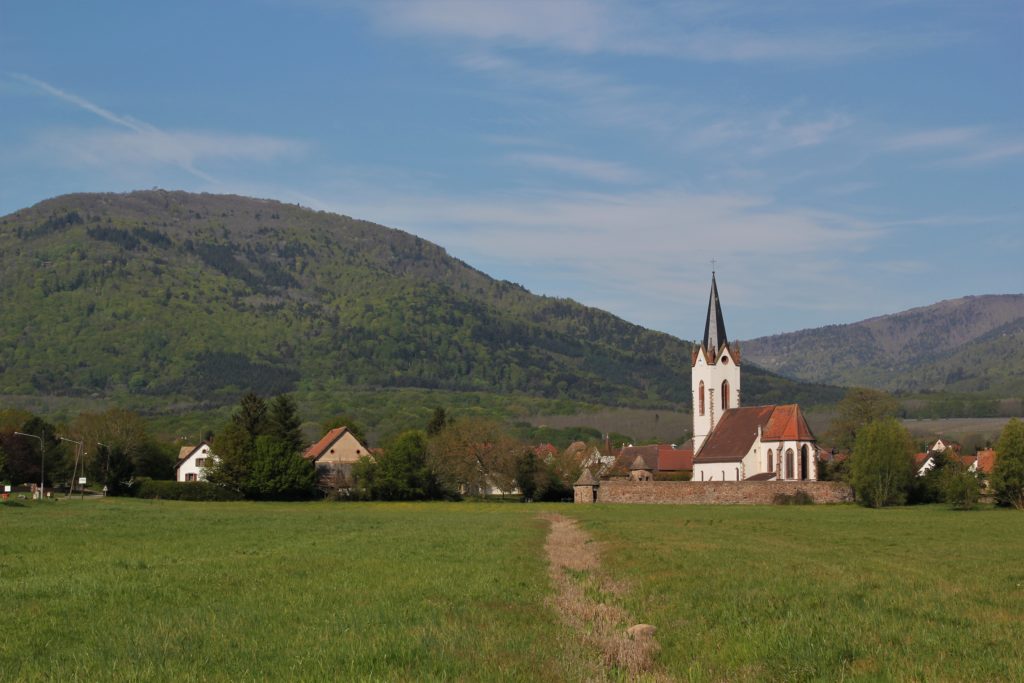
{"left": 2, "top": 500, "right": 1022, "bottom": 682}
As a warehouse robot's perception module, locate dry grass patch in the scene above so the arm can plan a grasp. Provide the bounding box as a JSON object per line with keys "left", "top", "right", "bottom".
{"left": 543, "top": 514, "right": 665, "bottom": 681}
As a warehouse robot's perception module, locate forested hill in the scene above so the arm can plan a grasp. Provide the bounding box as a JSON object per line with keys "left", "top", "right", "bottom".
{"left": 0, "top": 190, "right": 840, "bottom": 410}
{"left": 741, "top": 295, "right": 1024, "bottom": 396}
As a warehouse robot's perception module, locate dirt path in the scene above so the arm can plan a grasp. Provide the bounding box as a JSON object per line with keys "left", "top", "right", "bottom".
{"left": 543, "top": 514, "right": 666, "bottom": 681}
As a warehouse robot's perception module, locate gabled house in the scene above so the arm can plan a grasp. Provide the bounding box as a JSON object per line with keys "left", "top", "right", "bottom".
{"left": 303, "top": 427, "right": 371, "bottom": 488}
{"left": 176, "top": 443, "right": 215, "bottom": 482}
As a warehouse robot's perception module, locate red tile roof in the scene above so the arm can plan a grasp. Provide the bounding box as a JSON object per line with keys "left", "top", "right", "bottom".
{"left": 913, "top": 452, "right": 930, "bottom": 467}
{"left": 763, "top": 404, "right": 815, "bottom": 441}
{"left": 657, "top": 442, "right": 694, "bottom": 471}
{"left": 694, "top": 404, "right": 816, "bottom": 464}
{"left": 975, "top": 448, "right": 997, "bottom": 474}
{"left": 303, "top": 427, "right": 348, "bottom": 460}
{"left": 533, "top": 443, "right": 559, "bottom": 458}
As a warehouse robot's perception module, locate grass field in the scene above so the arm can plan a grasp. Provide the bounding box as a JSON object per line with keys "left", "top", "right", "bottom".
{"left": 2, "top": 500, "right": 1023, "bottom": 681}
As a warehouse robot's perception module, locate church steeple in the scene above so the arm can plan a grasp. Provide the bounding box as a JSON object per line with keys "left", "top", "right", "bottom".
{"left": 702, "top": 272, "right": 728, "bottom": 355}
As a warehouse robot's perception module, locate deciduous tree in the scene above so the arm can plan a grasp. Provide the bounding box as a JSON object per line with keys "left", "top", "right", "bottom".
{"left": 991, "top": 418, "right": 1024, "bottom": 509}
{"left": 427, "top": 417, "right": 519, "bottom": 496}
{"left": 825, "top": 388, "right": 900, "bottom": 453}
{"left": 849, "top": 417, "right": 916, "bottom": 508}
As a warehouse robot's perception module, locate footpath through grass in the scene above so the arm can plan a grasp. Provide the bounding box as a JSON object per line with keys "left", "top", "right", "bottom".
{"left": 568, "top": 504, "right": 1024, "bottom": 682}
{"left": 0, "top": 499, "right": 572, "bottom": 681}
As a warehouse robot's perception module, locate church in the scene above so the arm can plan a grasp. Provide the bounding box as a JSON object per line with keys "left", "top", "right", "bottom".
{"left": 690, "top": 273, "right": 818, "bottom": 482}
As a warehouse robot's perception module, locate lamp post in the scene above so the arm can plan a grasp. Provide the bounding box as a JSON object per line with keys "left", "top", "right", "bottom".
{"left": 13, "top": 431, "right": 45, "bottom": 500}
{"left": 59, "top": 437, "right": 84, "bottom": 497}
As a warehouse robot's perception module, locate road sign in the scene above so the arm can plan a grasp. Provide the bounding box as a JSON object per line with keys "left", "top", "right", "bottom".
{"left": 78, "top": 477, "right": 87, "bottom": 485}
{"left": 3, "top": 485, "right": 10, "bottom": 493}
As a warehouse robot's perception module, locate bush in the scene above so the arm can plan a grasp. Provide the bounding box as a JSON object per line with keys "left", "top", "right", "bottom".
{"left": 849, "top": 418, "right": 916, "bottom": 507}
{"left": 773, "top": 490, "right": 814, "bottom": 505}
{"left": 942, "top": 469, "right": 981, "bottom": 510}
{"left": 132, "top": 478, "right": 242, "bottom": 501}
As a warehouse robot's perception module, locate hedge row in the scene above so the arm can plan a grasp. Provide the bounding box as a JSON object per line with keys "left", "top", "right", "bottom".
{"left": 132, "top": 479, "right": 243, "bottom": 501}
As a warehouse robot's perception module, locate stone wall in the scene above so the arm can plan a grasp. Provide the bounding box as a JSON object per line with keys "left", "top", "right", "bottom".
{"left": 596, "top": 479, "right": 853, "bottom": 505}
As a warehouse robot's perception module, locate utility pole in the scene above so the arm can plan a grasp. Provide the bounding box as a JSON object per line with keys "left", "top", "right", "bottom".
{"left": 14, "top": 431, "right": 45, "bottom": 500}
{"left": 59, "top": 437, "right": 84, "bottom": 497}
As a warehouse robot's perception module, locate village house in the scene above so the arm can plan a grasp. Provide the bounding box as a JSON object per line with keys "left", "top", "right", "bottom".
{"left": 690, "top": 273, "right": 819, "bottom": 482}
{"left": 303, "top": 426, "right": 371, "bottom": 489}
{"left": 175, "top": 443, "right": 215, "bottom": 482}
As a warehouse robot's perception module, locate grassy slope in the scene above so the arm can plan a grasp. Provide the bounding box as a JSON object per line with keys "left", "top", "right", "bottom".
{"left": 571, "top": 504, "right": 1024, "bottom": 681}
{"left": 0, "top": 500, "right": 576, "bottom": 682}
{"left": 4, "top": 500, "right": 1024, "bottom": 681}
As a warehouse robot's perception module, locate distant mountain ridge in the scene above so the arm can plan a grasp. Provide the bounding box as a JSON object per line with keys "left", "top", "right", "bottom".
{"left": 0, "top": 190, "right": 841, "bottom": 413}
{"left": 741, "top": 295, "right": 1024, "bottom": 395}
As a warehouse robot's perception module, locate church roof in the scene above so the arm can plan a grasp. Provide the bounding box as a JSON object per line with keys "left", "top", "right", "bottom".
{"left": 702, "top": 272, "right": 728, "bottom": 354}
{"left": 694, "top": 404, "right": 816, "bottom": 463}
{"left": 575, "top": 468, "right": 599, "bottom": 486}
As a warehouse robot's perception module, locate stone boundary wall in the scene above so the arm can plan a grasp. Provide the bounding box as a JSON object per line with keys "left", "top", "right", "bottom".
{"left": 597, "top": 480, "right": 853, "bottom": 505}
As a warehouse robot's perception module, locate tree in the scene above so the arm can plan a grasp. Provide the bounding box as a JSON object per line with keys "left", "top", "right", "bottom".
{"left": 426, "top": 407, "right": 451, "bottom": 436}
{"left": 268, "top": 394, "right": 303, "bottom": 454}
{"left": 206, "top": 421, "right": 253, "bottom": 494}
{"left": 70, "top": 408, "right": 148, "bottom": 476}
{"left": 515, "top": 451, "right": 539, "bottom": 501}
{"left": 427, "top": 417, "right": 519, "bottom": 496}
{"left": 991, "top": 418, "right": 1024, "bottom": 509}
{"left": 849, "top": 417, "right": 916, "bottom": 508}
{"left": 94, "top": 443, "right": 135, "bottom": 496}
{"left": 233, "top": 392, "right": 269, "bottom": 441}
{"left": 941, "top": 460, "right": 981, "bottom": 510}
{"left": 355, "top": 430, "right": 446, "bottom": 501}
{"left": 244, "top": 436, "right": 316, "bottom": 500}
{"left": 825, "top": 388, "right": 900, "bottom": 453}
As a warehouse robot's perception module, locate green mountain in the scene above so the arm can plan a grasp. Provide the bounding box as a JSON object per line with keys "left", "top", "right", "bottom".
{"left": 0, "top": 190, "right": 841, "bottom": 417}
{"left": 741, "top": 295, "right": 1024, "bottom": 396}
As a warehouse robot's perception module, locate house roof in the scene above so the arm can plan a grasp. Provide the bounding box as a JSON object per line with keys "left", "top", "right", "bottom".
{"left": 762, "top": 405, "right": 815, "bottom": 441}
{"left": 975, "top": 448, "right": 997, "bottom": 474}
{"left": 746, "top": 472, "right": 776, "bottom": 481}
{"left": 913, "top": 452, "right": 931, "bottom": 467}
{"left": 630, "top": 454, "right": 653, "bottom": 471}
{"left": 174, "top": 443, "right": 210, "bottom": 470}
{"left": 657, "top": 441, "right": 694, "bottom": 471}
{"left": 694, "top": 404, "right": 816, "bottom": 464}
{"left": 575, "top": 468, "right": 599, "bottom": 486}
{"left": 303, "top": 427, "right": 350, "bottom": 461}
{"left": 615, "top": 445, "right": 659, "bottom": 471}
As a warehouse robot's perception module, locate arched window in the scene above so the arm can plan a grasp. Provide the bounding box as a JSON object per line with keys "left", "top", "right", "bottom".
{"left": 785, "top": 449, "right": 794, "bottom": 480}
{"left": 800, "top": 445, "right": 809, "bottom": 481}
{"left": 721, "top": 380, "right": 730, "bottom": 410}
{"left": 767, "top": 449, "right": 774, "bottom": 472}
{"left": 699, "top": 381, "right": 705, "bottom": 416}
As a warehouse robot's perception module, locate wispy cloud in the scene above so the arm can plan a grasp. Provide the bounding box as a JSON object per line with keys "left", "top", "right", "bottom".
{"left": 885, "top": 125, "right": 1024, "bottom": 166}
{"left": 506, "top": 152, "right": 643, "bottom": 183}
{"left": 363, "top": 0, "right": 961, "bottom": 63}
{"left": 14, "top": 74, "right": 305, "bottom": 182}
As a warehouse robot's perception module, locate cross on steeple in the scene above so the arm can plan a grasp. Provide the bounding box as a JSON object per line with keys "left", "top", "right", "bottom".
{"left": 710, "top": 257, "right": 716, "bottom": 273}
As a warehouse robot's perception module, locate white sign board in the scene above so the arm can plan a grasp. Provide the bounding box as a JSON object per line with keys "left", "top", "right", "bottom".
{"left": 78, "top": 477, "right": 87, "bottom": 485}
{"left": 3, "top": 485, "right": 10, "bottom": 493}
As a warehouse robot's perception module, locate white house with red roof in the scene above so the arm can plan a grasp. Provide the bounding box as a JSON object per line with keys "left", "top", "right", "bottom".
{"left": 690, "top": 273, "right": 819, "bottom": 482}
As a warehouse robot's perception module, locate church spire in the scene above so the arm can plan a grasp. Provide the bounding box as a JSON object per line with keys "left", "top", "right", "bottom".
{"left": 702, "top": 271, "right": 728, "bottom": 354}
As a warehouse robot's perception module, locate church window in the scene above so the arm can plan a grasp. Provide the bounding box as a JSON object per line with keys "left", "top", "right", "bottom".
{"left": 699, "top": 381, "right": 705, "bottom": 416}
{"left": 721, "top": 380, "right": 730, "bottom": 410}
{"left": 721, "top": 355, "right": 729, "bottom": 364}
{"left": 785, "top": 449, "right": 794, "bottom": 480}
{"left": 767, "top": 450, "right": 774, "bottom": 472}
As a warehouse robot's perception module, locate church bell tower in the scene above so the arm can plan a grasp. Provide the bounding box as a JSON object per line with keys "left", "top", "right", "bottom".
{"left": 692, "top": 272, "right": 741, "bottom": 453}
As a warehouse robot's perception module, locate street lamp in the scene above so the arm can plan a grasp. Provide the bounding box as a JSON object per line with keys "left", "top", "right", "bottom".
{"left": 59, "top": 437, "right": 84, "bottom": 497}
{"left": 13, "top": 431, "right": 45, "bottom": 500}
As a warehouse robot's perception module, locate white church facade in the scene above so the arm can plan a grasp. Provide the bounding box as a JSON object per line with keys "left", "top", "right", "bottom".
{"left": 691, "top": 274, "right": 818, "bottom": 482}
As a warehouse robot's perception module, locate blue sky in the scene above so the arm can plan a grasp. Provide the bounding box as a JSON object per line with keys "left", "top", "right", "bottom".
{"left": 2, "top": 0, "right": 1021, "bottom": 340}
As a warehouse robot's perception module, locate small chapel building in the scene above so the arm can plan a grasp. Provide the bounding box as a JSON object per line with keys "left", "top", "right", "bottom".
{"left": 691, "top": 274, "right": 818, "bottom": 482}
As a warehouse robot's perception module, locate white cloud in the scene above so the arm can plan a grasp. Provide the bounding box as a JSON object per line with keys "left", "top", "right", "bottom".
{"left": 506, "top": 152, "right": 642, "bottom": 183}
{"left": 885, "top": 126, "right": 1024, "bottom": 166}
{"left": 886, "top": 126, "right": 984, "bottom": 150}
{"left": 363, "top": 0, "right": 961, "bottom": 63}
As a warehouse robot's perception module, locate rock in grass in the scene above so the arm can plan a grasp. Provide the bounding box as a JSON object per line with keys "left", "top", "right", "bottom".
{"left": 626, "top": 624, "right": 656, "bottom": 639}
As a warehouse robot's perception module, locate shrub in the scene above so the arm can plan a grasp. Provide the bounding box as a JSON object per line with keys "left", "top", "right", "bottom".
{"left": 132, "top": 479, "right": 242, "bottom": 501}
{"left": 773, "top": 489, "right": 814, "bottom": 505}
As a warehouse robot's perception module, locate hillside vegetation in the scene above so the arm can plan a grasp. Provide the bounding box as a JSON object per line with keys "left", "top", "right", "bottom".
{"left": 742, "top": 294, "right": 1024, "bottom": 396}
{"left": 0, "top": 191, "right": 839, "bottom": 420}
